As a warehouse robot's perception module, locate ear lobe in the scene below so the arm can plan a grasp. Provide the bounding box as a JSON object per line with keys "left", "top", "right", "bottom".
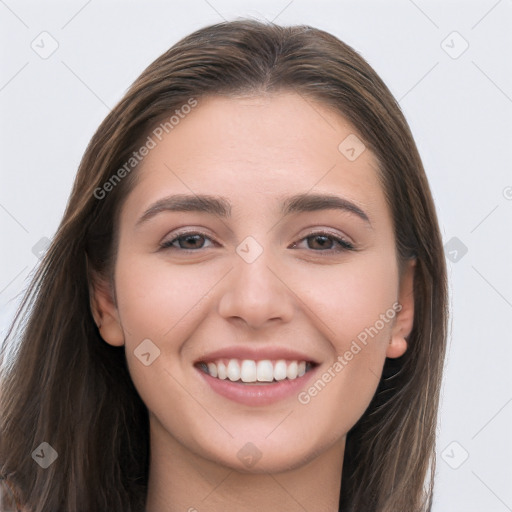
{"left": 89, "top": 273, "right": 125, "bottom": 347}
{"left": 386, "top": 259, "right": 416, "bottom": 359}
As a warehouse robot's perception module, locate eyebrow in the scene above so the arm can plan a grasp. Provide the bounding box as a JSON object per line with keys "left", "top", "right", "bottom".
{"left": 136, "top": 194, "right": 232, "bottom": 225}
{"left": 136, "top": 192, "right": 370, "bottom": 226}
{"left": 280, "top": 193, "right": 370, "bottom": 223}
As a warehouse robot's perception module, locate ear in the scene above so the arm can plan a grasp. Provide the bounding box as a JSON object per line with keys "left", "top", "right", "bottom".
{"left": 89, "top": 272, "right": 125, "bottom": 347}
{"left": 386, "top": 258, "right": 416, "bottom": 359}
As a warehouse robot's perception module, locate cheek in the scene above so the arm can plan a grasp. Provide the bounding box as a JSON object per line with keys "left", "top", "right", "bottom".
{"left": 294, "top": 257, "right": 400, "bottom": 432}
{"left": 293, "top": 250, "right": 399, "bottom": 351}
{"left": 114, "top": 254, "right": 219, "bottom": 341}
{"left": 113, "top": 255, "right": 220, "bottom": 419}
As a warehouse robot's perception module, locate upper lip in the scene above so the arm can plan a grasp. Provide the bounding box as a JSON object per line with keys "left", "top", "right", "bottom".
{"left": 195, "top": 346, "right": 320, "bottom": 364}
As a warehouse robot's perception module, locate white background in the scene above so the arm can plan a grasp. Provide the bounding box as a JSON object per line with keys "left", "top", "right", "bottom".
{"left": 1, "top": 1, "right": 511, "bottom": 510}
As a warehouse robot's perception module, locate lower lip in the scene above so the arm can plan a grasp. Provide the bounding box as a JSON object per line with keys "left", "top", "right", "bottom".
{"left": 196, "top": 366, "right": 319, "bottom": 406}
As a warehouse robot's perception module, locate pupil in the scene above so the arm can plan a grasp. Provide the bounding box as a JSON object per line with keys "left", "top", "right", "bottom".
{"left": 311, "top": 235, "right": 331, "bottom": 249}
{"left": 183, "top": 235, "right": 202, "bottom": 248}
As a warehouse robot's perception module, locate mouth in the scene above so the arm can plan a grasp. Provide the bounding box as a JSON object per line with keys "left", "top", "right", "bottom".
{"left": 195, "top": 358, "right": 316, "bottom": 384}
{"left": 194, "top": 354, "right": 319, "bottom": 406}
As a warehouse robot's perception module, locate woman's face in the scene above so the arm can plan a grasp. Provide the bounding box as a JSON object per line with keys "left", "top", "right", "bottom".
{"left": 94, "top": 92, "right": 414, "bottom": 473}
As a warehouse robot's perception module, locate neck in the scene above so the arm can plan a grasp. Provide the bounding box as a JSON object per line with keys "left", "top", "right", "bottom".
{"left": 145, "top": 416, "right": 344, "bottom": 512}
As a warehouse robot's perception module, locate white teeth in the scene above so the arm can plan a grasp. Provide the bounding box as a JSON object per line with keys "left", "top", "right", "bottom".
{"left": 240, "top": 360, "right": 257, "bottom": 383}
{"left": 286, "top": 361, "right": 298, "bottom": 380}
{"left": 207, "top": 362, "right": 218, "bottom": 378}
{"left": 273, "top": 360, "right": 287, "bottom": 381}
{"left": 200, "top": 358, "right": 311, "bottom": 382}
{"left": 256, "top": 360, "right": 274, "bottom": 382}
{"left": 227, "top": 359, "right": 240, "bottom": 381}
{"left": 217, "top": 361, "right": 227, "bottom": 380}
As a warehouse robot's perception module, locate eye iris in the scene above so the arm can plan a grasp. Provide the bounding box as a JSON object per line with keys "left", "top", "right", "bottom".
{"left": 308, "top": 235, "right": 333, "bottom": 250}
{"left": 179, "top": 234, "right": 204, "bottom": 249}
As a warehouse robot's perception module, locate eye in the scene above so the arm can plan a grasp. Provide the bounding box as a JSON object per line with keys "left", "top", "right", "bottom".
{"left": 291, "top": 231, "right": 355, "bottom": 252}
{"left": 160, "top": 230, "right": 355, "bottom": 253}
{"left": 160, "top": 231, "right": 216, "bottom": 251}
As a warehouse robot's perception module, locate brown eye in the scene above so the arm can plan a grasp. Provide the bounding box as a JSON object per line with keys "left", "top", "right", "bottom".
{"left": 161, "top": 232, "right": 214, "bottom": 250}
{"left": 307, "top": 234, "right": 335, "bottom": 250}
{"left": 292, "top": 231, "right": 355, "bottom": 252}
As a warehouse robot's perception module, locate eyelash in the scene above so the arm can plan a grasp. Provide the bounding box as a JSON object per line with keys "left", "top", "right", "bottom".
{"left": 160, "top": 230, "right": 355, "bottom": 253}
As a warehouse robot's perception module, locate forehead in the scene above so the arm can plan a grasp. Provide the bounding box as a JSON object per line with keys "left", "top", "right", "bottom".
{"left": 122, "top": 92, "right": 389, "bottom": 224}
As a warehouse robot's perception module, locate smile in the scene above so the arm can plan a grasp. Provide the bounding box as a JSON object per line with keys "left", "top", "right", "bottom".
{"left": 196, "top": 358, "right": 314, "bottom": 383}
{"left": 195, "top": 356, "right": 318, "bottom": 406}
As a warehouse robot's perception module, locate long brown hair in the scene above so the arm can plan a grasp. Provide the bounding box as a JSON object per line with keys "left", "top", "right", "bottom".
{"left": 0, "top": 19, "right": 447, "bottom": 512}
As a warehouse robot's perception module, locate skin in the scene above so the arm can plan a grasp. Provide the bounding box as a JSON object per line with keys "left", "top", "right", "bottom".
{"left": 92, "top": 92, "right": 415, "bottom": 512}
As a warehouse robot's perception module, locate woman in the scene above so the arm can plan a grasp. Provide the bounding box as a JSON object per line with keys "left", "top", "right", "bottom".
{"left": 0, "top": 19, "right": 447, "bottom": 512}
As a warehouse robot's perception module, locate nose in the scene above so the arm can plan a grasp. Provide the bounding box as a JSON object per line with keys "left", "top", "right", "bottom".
{"left": 217, "top": 247, "right": 295, "bottom": 330}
